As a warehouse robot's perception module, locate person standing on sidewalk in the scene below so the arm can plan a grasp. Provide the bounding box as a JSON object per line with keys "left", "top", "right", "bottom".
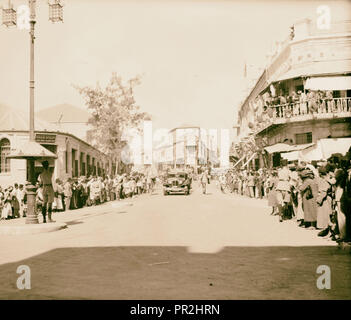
{"left": 11, "top": 184, "right": 20, "bottom": 218}
{"left": 219, "top": 173, "right": 226, "bottom": 193}
{"left": 267, "top": 170, "right": 279, "bottom": 215}
{"left": 316, "top": 167, "right": 333, "bottom": 230}
{"left": 200, "top": 169, "right": 209, "bottom": 194}
{"left": 17, "top": 184, "right": 26, "bottom": 217}
{"left": 63, "top": 178, "right": 73, "bottom": 211}
{"left": 299, "top": 168, "right": 318, "bottom": 229}
{"left": 38, "top": 161, "right": 55, "bottom": 223}
{"left": 247, "top": 171, "right": 255, "bottom": 198}
{"left": 276, "top": 165, "right": 291, "bottom": 222}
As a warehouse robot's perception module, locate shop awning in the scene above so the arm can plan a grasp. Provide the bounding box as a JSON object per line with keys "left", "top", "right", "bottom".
{"left": 300, "top": 138, "right": 351, "bottom": 161}
{"left": 281, "top": 151, "right": 299, "bottom": 161}
{"left": 305, "top": 76, "right": 351, "bottom": 91}
{"left": 264, "top": 143, "right": 314, "bottom": 154}
{"left": 7, "top": 141, "right": 57, "bottom": 160}
{"left": 281, "top": 138, "right": 351, "bottom": 162}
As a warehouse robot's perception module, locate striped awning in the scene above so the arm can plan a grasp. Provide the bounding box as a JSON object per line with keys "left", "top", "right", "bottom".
{"left": 232, "top": 155, "right": 245, "bottom": 168}
{"left": 242, "top": 153, "right": 257, "bottom": 168}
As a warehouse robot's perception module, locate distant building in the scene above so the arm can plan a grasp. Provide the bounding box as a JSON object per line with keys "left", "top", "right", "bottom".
{"left": 153, "top": 125, "right": 215, "bottom": 172}
{"left": 0, "top": 107, "right": 113, "bottom": 187}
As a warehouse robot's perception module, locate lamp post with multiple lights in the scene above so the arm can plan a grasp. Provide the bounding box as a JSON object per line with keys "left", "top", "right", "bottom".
{"left": 1, "top": 0, "right": 64, "bottom": 224}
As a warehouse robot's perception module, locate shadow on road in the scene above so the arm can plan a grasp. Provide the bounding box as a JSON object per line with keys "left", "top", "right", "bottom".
{"left": 0, "top": 246, "right": 350, "bottom": 300}
{"left": 65, "top": 221, "right": 84, "bottom": 226}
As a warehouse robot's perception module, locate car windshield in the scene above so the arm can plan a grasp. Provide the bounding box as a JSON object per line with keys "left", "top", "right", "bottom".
{"left": 167, "top": 173, "right": 187, "bottom": 179}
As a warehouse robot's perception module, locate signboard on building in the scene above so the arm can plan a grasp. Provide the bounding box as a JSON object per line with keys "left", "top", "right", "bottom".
{"left": 35, "top": 133, "right": 56, "bottom": 144}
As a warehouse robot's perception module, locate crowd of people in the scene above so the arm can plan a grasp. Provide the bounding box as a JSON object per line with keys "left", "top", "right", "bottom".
{"left": 217, "top": 153, "right": 351, "bottom": 244}
{"left": 260, "top": 89, "right": 351, "bottom": 116}
{"left": 47, "top": 173, "right": 157, "bottom": 212}
{"left": 0, "top": 184, "right": 27, "bottom": 220}
{"left": 0, "top": 172, "right": 158, "bottom": 221}
{"left": 249, "top": 90, "right": 351, "bottom": 133}
{"left": 2, "top": 155, "right": 350, "bottom": 245}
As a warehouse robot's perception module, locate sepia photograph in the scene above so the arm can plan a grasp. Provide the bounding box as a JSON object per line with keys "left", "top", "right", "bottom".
{"left": 0, "top": 0, "right": 350, "bottom": 306}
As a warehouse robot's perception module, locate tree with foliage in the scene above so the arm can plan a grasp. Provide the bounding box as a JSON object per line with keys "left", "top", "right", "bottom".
{"left": 75, "top": 73, "right": 150, "bottom": 173}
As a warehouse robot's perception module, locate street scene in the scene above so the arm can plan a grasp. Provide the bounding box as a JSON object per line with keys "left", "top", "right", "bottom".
{"left": 0, "top": 0, "right": 351, "bottom": 301}
{"left": 0, "top": 183, "right": 350, "bottom": 299}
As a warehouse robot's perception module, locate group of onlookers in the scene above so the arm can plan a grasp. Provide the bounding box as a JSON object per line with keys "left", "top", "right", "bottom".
{"left": 0, "top": 183, "right": 27, "bottom": 220}
{"left": 249, "top": 90, "right": 351, "bottom": 134}
{"left": 246, "top": 90, "right": 350, "bottom": 136}
{"left": 218, "top": 169, "right": 269, "bottom": 199}
{"left": 262, "top": 90, "right": 351, "bottom": 116}
{"left": 40, "top": 173, "right": 157, "bottom": 214}
{"left": 266, "top": 160, "right": 351, "bottom": 243}
{"left": 0, "top": 172, "right": 158, "bottom": 220}
{"left": 218, "top": 154, "right": 351, "bottom": 244}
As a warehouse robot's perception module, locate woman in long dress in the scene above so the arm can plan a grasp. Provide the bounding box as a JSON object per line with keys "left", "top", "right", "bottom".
{"left": 299, "top": 169, "right": 318, "bottom": 229}
{"left": 268, "top": 171, "right": 279, "bottom": 215}
{"left": 296, "top": 175, "right": 305, "bottom": 226}
{"left": 10, "top": 187, "right": 20, "bottom": 218}
{"left": 316, "top": 167, "right": 332, "bottom": 230}
{"left": 1, "top": 189, "right": 13, "bottom": 219}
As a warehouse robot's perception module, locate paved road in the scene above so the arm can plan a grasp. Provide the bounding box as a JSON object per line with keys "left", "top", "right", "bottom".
{"left": 0, "top": 182, "right": 350, "bottom": 299}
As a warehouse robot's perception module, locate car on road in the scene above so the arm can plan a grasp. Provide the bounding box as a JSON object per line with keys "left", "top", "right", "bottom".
{"left": 163, "top": 170, "right": 191, "bottom": 195}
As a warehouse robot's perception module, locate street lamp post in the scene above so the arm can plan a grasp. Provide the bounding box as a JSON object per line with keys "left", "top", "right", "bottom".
{"left": 2, "top": 0, "right": 63, "bottom": 224}
{"left": 26, "top": 1, "right": 37, "bottom": 224}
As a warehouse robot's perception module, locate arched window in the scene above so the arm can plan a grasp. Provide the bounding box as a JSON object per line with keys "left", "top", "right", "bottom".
{"left": 0, "top": 138, "right": 11, "bottom": 173}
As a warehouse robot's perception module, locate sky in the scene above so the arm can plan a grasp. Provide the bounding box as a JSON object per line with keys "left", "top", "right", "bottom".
{"left": 0, "top": 0, "right": 350, "bottom": 134}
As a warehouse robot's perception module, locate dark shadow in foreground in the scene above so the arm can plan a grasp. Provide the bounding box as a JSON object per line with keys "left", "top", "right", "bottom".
{"left": 0, "top": 246, "right": 350, "bottom": 300}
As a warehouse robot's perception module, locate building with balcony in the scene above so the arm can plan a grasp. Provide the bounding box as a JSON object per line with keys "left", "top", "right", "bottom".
{"left": 236, "top": 18, "right": 351, "bottom": 169}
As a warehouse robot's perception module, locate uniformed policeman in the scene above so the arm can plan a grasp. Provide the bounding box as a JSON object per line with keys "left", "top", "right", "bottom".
{"left": 38, "top": 160, "right": 55, "bottom": 223}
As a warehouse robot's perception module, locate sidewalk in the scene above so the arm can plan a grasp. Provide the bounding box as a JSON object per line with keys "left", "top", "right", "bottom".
{"left": 0, "top": 198, "right": 133, "bottom": 235}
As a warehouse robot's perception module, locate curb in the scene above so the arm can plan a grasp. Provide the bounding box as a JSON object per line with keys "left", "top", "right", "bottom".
{"left": 0, "top": 200, "right": 134, "bottom": 236}
{"left": 0, "top": 222, "right": 67, "bottom": 235}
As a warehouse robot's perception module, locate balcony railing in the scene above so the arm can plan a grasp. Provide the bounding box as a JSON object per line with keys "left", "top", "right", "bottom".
{"left": 255, "top": 97, "right": 351, "bottom": 134}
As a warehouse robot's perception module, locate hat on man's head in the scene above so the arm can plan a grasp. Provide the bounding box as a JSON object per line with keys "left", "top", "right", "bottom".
{"left": 299, "top": 160, "right": 307, "bottom": 167}
{"left": 300, "top": 168, "right": 314, "bottom": 179}
{"left": 41, "top": 160, "right": 49, "bottom": 167}
{"left": 325, "top": 162, "right": 335, "bottom": 173}
{"left": 318, "top": 166, "right": 327, "bottom": 176}
{"left": 296, "top": 164, "right": 305, "bottom": 172}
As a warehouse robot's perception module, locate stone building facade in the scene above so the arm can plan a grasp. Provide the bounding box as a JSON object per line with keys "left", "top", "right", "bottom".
{"left": 0, "top": 108, "right": 112, "bottom": 187}
{"left": 236, "top": 18, "right": 351, "bottom": 169}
